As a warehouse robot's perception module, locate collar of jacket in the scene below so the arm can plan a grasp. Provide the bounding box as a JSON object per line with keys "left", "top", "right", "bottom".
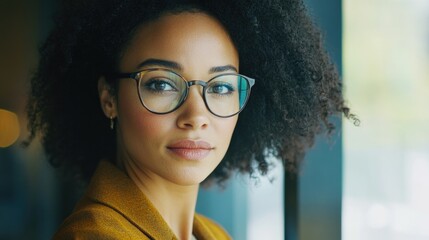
{"left": 84, "top": 160, "right": 217, "bottom": 240}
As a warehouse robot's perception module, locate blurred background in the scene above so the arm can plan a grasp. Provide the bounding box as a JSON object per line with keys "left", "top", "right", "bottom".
{"left": 0, "top": 0, "right": 428, "bottom": 239}
{"left": 343, "top": 0, "right": 429, "bottom": 239}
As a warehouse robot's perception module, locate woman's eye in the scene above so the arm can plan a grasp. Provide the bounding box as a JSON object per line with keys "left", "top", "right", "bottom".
{"left": 208, "top": 83, "right": 234, "bottom": 95}
{"left": 145, "top": 79, "right": 177, "bottom": 92}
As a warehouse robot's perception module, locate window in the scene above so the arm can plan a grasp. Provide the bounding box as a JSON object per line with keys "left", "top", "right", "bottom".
{"left": 343, "top": 0, "right": 429, "bottom": 239}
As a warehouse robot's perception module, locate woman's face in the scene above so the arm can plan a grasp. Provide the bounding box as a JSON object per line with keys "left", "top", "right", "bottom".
{"left": 113, "top": 12, "right": 239, "bottom": 186}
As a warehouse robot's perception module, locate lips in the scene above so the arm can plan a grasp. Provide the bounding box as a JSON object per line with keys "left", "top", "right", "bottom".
{"left": 167, "top": 140, "right": 213, "bottom": 160}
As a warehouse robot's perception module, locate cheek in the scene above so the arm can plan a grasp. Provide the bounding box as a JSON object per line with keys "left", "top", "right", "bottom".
{"left": 216, "top": 116, "right": 238, "bottom": 144}
{"left": 225, "top": 118, "right": 238, "bottom": 135}
{"left": 117, "top": 84, "right": 172, "bottom": 140}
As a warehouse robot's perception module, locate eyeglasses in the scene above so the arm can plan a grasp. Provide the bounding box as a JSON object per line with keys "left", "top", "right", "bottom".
{"left": 111, "top": 68, "right": 255, "bottom": 118}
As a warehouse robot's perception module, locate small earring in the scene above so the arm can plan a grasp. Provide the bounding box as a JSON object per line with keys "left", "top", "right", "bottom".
{"left": 110, "top": 116, "right": 114, "bottom": 130}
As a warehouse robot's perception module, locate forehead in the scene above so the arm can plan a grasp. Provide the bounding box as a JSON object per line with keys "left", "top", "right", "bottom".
{"left": 119, "top": 12, "right": 239, "bottom": 73}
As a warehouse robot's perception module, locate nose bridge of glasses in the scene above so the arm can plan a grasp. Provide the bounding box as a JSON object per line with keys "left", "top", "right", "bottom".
{"left": 180, "top": 80, "right": 209, "bottom": 115}
{"left": 187, "top": 80, "right": 208, "bottom": 88}
{"left": 184, "top": 80, "right": 207, "bottom": 105}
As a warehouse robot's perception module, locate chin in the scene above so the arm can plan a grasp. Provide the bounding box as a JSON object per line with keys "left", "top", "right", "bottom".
{"left": 167, "top": 170, "right": 211, "bottom": 186}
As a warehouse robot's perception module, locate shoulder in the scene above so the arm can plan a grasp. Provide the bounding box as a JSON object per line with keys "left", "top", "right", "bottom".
{"left": 52, "top": 197, "right": 149, "bottom": 240}
{"left": 194, "top": 214, "right": 232, "bottom": 239}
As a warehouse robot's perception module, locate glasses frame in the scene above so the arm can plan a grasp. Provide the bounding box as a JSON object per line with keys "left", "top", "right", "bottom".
{"left": 111, "top": 68, "right": 255, "bottom": 118}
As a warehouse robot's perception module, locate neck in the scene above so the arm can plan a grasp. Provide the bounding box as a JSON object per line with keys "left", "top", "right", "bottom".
{"left": 122, "top": 158, "right": 199, "bottom": 240}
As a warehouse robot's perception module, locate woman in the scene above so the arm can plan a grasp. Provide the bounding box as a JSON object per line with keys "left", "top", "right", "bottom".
{"left": 26, "top": 0, "right": 352, "bottom": 239}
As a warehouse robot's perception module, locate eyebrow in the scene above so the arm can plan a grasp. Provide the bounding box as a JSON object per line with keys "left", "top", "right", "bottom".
{"left": 209, "top": 65, "right": 238, "bottom": 74}
{"left": 138, "top": 58, "right": 183, "bottom": 71}
{"left": 137, "top": 58, "right": 238, "bottom": 74}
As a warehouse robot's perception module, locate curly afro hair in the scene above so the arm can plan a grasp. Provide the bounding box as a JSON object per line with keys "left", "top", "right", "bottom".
{"left": 26, "top": 0, "right": 353, "bottom": 185}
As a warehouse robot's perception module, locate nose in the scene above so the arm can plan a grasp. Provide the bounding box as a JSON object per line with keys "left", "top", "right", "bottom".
{"left": 176, "top": 86, "right": 209, "bottom": 130}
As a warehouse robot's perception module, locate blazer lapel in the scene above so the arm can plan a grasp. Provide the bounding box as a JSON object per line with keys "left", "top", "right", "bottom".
{"left": 85, "top": 160, "right": 177, "bottom": 239}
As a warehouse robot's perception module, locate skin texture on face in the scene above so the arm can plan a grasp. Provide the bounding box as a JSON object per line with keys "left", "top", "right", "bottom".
{"left": 106, "top": 12, "right": 239, "bottom": 187}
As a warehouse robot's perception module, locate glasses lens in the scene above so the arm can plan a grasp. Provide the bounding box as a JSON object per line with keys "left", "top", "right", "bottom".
{"left": 138, "top": 70, "right": 186, "bottom": 113}
{"left": 205, "top": 74, "right": 251, "bottom": 117}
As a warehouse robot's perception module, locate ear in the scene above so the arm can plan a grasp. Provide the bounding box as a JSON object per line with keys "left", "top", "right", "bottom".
{"left": 98, "top": 76, "right": 117, "bottom": 118}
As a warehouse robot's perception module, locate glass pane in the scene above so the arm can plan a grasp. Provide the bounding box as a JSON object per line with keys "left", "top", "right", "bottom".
{"left": 343, "top": 0, "right": 429, "bottom": 239}
{"left": 247, "top": 157, "right": 284, "bottom": 240}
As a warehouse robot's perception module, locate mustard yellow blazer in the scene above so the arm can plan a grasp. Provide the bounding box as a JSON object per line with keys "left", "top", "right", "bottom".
{"left": 53, "top": 161, "right": 231, "bottom": 240}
